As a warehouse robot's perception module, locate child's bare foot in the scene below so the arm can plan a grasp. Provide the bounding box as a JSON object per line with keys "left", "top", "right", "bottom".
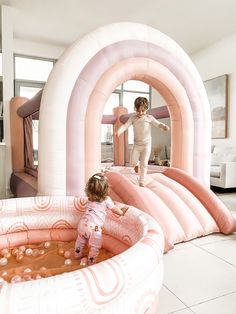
{"left": 139, "top": 182, "right": 145, "bottom": 187}
{"left": 134, "top": 165, "right": 139, "bottom": 173}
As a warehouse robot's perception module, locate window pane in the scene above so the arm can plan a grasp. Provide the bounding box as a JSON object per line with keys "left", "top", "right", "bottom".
{"left": 101, "top": 124, "right": 113, "bottom": 143}
{"left": 101, "top": 92, "right": 119, "bottom": 164}
{"left": 20, "top": 86, "right": 41, "bottom": 99}
{"left": 104, "top": 92, "right": 120, "bottom": 114}
{"left": 101, "top": 124, "right": 114, "bottom": 163}
{"left": 123, "top": 80, "right": 149, "bottom": 92}
{"left": 15, "top": 57, "right": 53, "bottom": 81}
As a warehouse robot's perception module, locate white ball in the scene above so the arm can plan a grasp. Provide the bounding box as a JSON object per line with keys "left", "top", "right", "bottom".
{"left": 11, "top": 275, "right": 22, "bottom": 283}
{"left": 64, "top": 258, "right": 72, "bottom": 266}
{"left": 25, "top": 248, "right": 33, "bottom": 256}
{"left": 0, "top": 257, "right": 8, "bottom": 266}
{"left": 44, "top": 241, "right": 51, "bottom": 249}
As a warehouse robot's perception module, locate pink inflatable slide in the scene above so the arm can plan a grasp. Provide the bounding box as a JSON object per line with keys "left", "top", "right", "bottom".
{"left": 106, "top": 167, "right": 236, "bottom": 252}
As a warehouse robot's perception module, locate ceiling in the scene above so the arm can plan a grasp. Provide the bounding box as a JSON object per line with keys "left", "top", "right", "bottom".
{"left": 2, "top": 0, "right": 236, "bottom": 54}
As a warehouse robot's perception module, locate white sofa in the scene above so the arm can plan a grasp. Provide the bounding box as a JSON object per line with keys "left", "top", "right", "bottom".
{"left": 210, "top": 146, "right": 236, "bottom": 189}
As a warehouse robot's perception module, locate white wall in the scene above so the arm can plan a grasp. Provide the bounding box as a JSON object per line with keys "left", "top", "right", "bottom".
{"left": 191, "top": 32, "right": 236, "bottom": 149}
{"left": 150, "top": 32, "right": 236, "bottom": 160}
{"left": 14, "top": 38, "right": 65, "bottom": 59}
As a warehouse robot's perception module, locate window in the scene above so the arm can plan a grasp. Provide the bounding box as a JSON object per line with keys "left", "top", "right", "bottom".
{"left": 123, "top": 80, "right": 149, "bottom": 92}
{"left": 19, "top": 86, "right": 42, "bottom": 99}
{"left": 103, "top": 92, "right": 121, "bottom": 114}
{"left": 14, "top": 55, "right": 56, "bottom": 166}
{"left": 101, "top": 92, "right": 121, "bottom": 163}
{"left": 101, "top": 81, "right": 151, "bottom": 164}
{"left": 14, "top": 54, "right": 56, "bottom": 97}
{"left": 15, "top": 56, "right": 54, "bottom": 82}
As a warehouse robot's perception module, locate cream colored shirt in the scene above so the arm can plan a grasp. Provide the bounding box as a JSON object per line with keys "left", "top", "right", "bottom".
{"left": 117, "top": 114, "right": 167, "bottom": 145}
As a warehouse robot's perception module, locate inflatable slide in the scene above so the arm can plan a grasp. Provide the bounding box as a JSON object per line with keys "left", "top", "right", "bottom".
{"left": 106, "top": 167, "right": 236, "bottom": 252}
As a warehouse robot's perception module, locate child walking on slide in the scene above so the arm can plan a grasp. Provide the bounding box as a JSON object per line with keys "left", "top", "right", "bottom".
{"left": 75, "top": 173, "right": 128, "bottom": 265}
{"left": 116, "top": 97, "right": 170, "bottom": 187}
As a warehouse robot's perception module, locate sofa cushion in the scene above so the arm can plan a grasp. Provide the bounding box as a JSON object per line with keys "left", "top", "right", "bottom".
{"left": 211, "top": 149, "right": 236, "bottom": 166}
{"left": 210, "top": 166, "right": 221, "bottom": 178}
{"left": 224, "top": 154, "right": 236, "bottom": 162}
{"left": 211, "top": 153, "right": 222, "bottom": 166}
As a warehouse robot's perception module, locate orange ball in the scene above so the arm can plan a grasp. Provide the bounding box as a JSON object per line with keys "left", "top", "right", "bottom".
{"left": 39, "top": 249, "right": 45, "bottom": 255}
{"left": 3, "top": 252, "right": 11, "bottom": 259}
{"left": 16, "top": 254, "right": 24, "bottom": 263}
{"left": 18, "top": 245, "right": 26, "bottom": 253}
{"left": 44, "top": 241, "right": 51, "bottom": 249}
{"left": 32, "top": 249, "right": 39, "bottom": 257}
{"left": 0, "top": 271, "right": 8, "bottom": 278}
{"left": 64, "top": 251, "right": 71, "bottom": 259}
{"left": 58, "top": 248, "right": 65, "bottom": 256}
{"left": 11, "top": 248, "right": 19, "bottom": 256}
{"left": 1, "top": 248, "right": 9, "bottom": 256}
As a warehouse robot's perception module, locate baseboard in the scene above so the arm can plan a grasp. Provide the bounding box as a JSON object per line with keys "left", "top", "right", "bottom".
{"left": 210, "top": 186, "right": 236, "bottom": 193}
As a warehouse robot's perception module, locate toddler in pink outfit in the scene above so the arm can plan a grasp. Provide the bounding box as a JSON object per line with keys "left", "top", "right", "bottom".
{"left": 75, "top": 173, "right": 128, "bottom": 265}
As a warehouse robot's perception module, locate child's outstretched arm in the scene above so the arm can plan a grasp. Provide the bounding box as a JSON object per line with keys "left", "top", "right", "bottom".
{"left": 116, "top": 116, "right": 133, "bottom": 137}
{"left": 159, "top": 123, "right": 170, "bottom": 131}
{"left": 111, "top": 205, "right": 129, "bottom": 216}
{"left": 150, "top": 116, "right": 170, "bottom": 131}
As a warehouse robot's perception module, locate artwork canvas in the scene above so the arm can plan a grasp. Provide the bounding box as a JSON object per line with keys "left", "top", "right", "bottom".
{"left": 204, "top": 75, "right": 228, "bottom": 139}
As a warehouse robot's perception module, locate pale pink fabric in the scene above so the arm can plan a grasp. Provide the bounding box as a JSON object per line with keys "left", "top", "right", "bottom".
{"left": 163, "top": 167, "right": 236, "bottom": 234}
{"left": 113, "top": 106, "right": 128, "bottom": 166}
{"left": 106, "top": 167, "right": 236, "bottom": 250}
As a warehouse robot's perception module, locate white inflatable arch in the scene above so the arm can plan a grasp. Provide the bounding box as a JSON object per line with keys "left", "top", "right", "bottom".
{"left": 38, "top": 22, "right": 211, "bottom": 196}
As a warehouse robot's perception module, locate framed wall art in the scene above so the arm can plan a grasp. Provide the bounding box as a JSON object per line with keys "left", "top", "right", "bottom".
{"left": 204, "top": 74, "right": 228, "bottom": 139}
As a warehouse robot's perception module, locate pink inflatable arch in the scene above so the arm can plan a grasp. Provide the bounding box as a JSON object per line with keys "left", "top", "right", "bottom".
{"left": 37, "top": 22, "right": 211, "bottom": 196}
{"left": 0, "top": 196, "right": 164, "bottom": 313}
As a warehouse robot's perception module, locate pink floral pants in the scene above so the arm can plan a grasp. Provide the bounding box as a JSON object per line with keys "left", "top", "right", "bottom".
{"left": 75, "top": 217, "right": 102, "bottom": 264}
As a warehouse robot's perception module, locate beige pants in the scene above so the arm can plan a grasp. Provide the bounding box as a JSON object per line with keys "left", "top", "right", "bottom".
{"left": 130, "top": 142, "right": 151, "bottom": 184}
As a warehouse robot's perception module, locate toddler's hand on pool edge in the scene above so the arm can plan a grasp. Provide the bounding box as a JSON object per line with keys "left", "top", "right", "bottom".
{"left": 121, "top": 206, "right": 129, "bottom": 215}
